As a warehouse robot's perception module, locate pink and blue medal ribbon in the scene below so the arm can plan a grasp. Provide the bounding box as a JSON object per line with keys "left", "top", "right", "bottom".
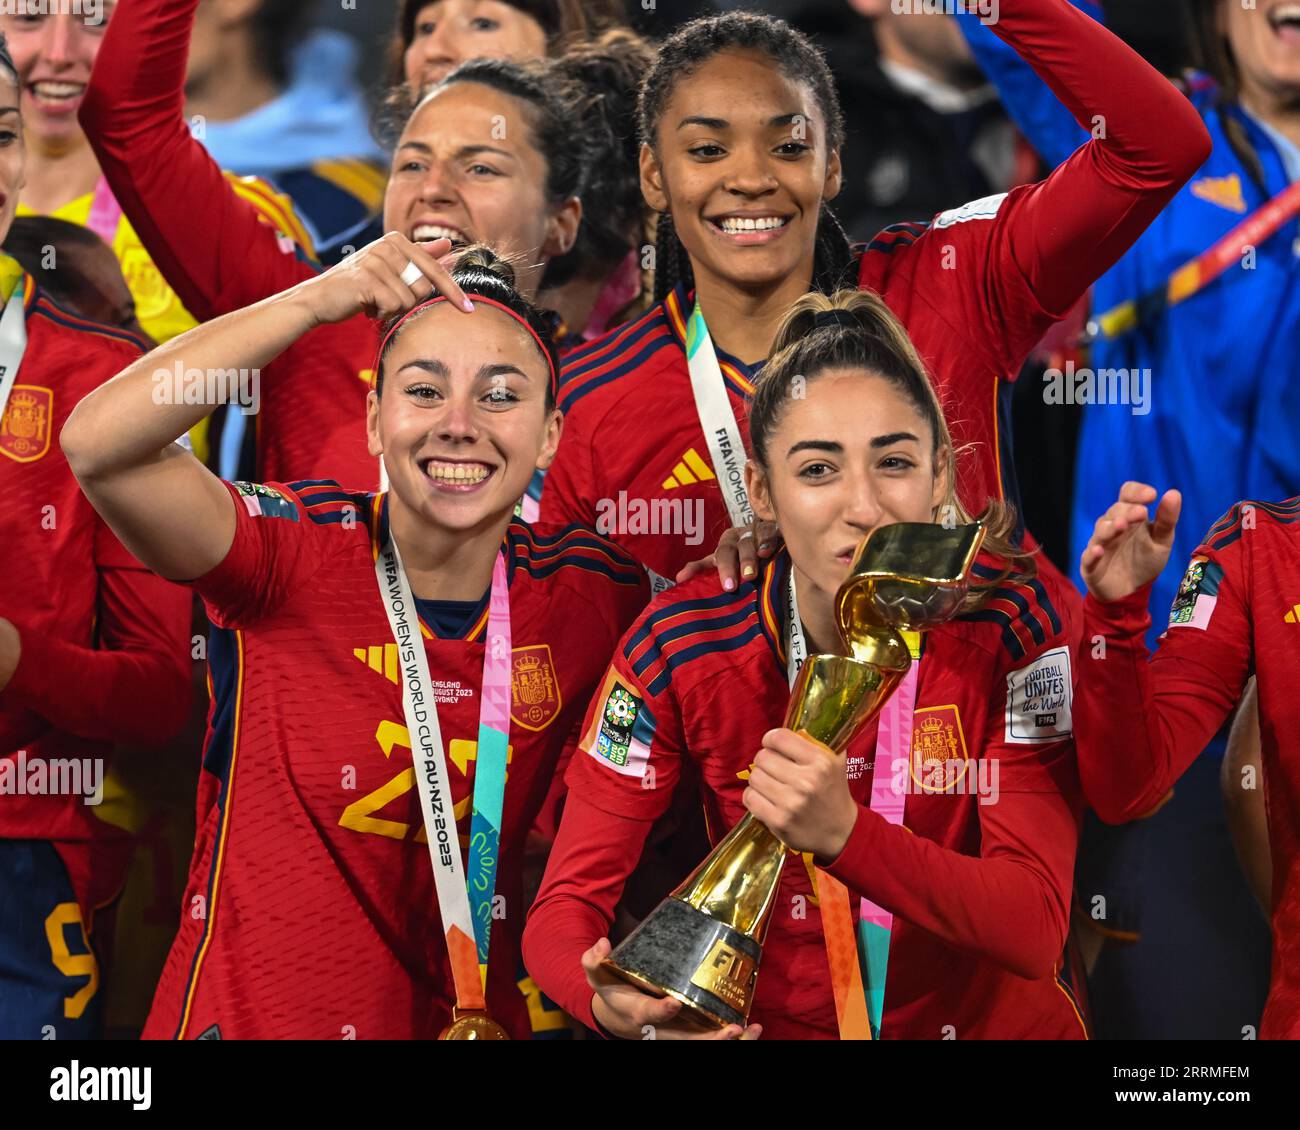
{"left": 467, "top": 554, "right": 511, "bottom": 982}
{"left": 858, "top": 631, "right": 923, "bottom": 1039}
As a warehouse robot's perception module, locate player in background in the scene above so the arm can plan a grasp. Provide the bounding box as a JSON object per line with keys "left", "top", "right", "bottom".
{"left": 524, "top": 291, "right": 1086, "bottom": 1041}
{"left": 1076, "top": 481, "right": 1300, "bottom": 1038}
{"left": 184, "top": 0, "right": 387, "bottom": 266}
{"left": 4, "top": 3, "right": 312, "bottom": 351}
{"left": 541, "top": 2, "right": 1211, "bottom": 586}
{"left": 391, "top": 0, "right": 627, "bottom": 98}
{"left": 61, "top": 241, "right": 646, "bottom": 1039}
{"left": 0, "top": 33, "right": 192, "bottom": 1039}
{"left": 80, "top": 0, "right": 648, "bottom": 488}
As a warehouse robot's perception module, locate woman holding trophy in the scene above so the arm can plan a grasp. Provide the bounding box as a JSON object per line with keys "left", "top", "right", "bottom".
{"left": 522, "top": 292, "right": 1087, "bottom": 1040}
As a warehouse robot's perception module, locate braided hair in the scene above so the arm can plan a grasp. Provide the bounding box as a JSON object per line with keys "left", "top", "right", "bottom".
{"left": 638, "top": 12, "right": 856, "bottom": 303}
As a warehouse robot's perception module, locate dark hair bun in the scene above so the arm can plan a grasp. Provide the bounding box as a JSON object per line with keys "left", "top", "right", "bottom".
{"left": 451, "top": 244, "right": 519, "bottom": 293}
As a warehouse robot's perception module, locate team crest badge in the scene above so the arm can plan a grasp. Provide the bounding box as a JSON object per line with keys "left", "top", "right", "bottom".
{"left": 0, "top": 386, "right": 52, "bottom": 463}
{"left": 910, "top": 705, "right": 969, "bottom": 793}
{"left": 510, "top": 644, "right": 561, "bottom": 731}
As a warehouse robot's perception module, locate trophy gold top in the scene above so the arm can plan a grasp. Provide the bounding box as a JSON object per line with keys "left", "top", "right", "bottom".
{"left": 835, "top": 522, "right": 985, "bottom": 648}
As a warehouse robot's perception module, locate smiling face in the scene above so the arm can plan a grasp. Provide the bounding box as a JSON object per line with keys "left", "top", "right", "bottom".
{"left": 1223, "top": 0, "right": 1300, "bottom": 101}
{"left": 383, "top": 81, "right": 579, "bottom": 300}
{"left": 0, "top": 70, "right": 26, "bottom": 243}
{"left": 2, "top": 5, "right": 112, "bottom": 148}
{"left": 747, "top": 368, "right": 948, "bottom": 607}
{"left": 404, "top": 0, "right": 548, "bottom": 97}
{"left": 641, "top": 47, "right": 841, "bottom": 296}
{"left": 366, "top": 302, "right": 561, "bottom": 535}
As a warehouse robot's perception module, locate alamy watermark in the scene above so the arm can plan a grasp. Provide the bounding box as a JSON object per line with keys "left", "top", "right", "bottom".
{"left": 0, "top": 752, "right": 103, "bottom": 805}
{"left": 595, "top": 492, "right": 705, "bottom": 547}
{"left": 1042, "top": 361, "right": 1151, "bottom": 416}
{"left": 890, "top": 0, "right": 999, "bottom": 24}
{"left": 152, "top": 361, "right": 261, "bottom": 416}
{"left": 1, "top": 0, "right": 104, "bottom": 24}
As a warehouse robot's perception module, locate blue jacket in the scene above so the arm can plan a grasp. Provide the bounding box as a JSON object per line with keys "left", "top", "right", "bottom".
{"left": 960, "top": 3, "right": 1300, "bottom": 647}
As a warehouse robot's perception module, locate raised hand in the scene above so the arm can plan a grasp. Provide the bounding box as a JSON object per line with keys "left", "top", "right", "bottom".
{"left": 1080, "top": 481, "right": 1182, "bottom": 603}
{"left": 297, "top": 233, "right": 473, "bottom": 326}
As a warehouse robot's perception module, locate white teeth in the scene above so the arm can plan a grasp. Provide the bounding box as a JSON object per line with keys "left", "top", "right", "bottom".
{"left": 426, "top": 461, "right": 489, "bottom": 484}
{"left": 718, "top": 216, "right": 787, "bottom": 234}
{"left": 1272, "top": 4, "right": 1300, "bottom": 24}
{"left": 33, "top": 82, "right": 84, "bottom": 99}
{"left": 412, "top": 224, "right": 465, "bottom": 244}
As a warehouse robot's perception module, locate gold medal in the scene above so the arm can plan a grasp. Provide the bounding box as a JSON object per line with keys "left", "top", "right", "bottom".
{"left": 439, "top": 1009, "right": 510, "bottom": 1041}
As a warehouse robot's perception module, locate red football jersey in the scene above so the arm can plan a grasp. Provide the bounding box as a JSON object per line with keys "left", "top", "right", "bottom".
{"left": 541, "top": 0, "right": 1208, "bottom": 581}
{"left": 143, "top": 480, "right": 646, "bottom": 1039}
{"left": 82, "top": 0, "right": 380, "bottom": 489}
{"left": 524, "top": 549, "right": 1087, "bottom": 1039}
{"left": 1077, "top": 499, "right": 1300, "bottom": 1038}
{"left": 0, "top": 274, "right": 192, "bottom": 914}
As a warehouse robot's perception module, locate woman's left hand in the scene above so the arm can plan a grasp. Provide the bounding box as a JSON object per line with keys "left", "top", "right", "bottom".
{"left": 743, "top": 727, "right": 859, "bottom": 861}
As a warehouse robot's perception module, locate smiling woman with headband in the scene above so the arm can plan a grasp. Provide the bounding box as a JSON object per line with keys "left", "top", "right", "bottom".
{"left": 61, "top": 238, "right": 647, "bottom": 1039}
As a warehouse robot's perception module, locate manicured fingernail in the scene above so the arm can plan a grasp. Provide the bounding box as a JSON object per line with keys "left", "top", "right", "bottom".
{"left": 723, "top": 578, "right": 735, "bottom": 591}
{"left": 742, "top": 565, "right": 756, "bottom": 578}
{"left": 461, "top": 298, "right": 474, "bottom": 312}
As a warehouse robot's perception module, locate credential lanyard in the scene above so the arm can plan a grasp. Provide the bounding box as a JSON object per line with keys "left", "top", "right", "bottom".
{"left": 685, "top": 300, "right": 753, "bottom": 528}
{"left": 785, "top": 565, "right": 920, "bottom": 1041}
{"left": 1090, "top": 178, "right": 1300, "bottom": 340}
{"left": 374, "top": 534, "right": 511, "bottom": 1011}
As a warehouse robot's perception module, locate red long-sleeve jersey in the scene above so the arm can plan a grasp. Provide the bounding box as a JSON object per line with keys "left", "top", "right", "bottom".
{"left": 0, "top": 273, "right": 192, "bottom": 915}
{"left": 79, "top": 0, "right": 380, "bottom": 488}
{"left": 523, "top": 550, "right": 1087, "bottom": 1039}
{"left": 144, "top": 481, "right": 646, "bottom": 1039}
{"left": 541, "top": 0, "right": 1211, "bottom": 581}
{"left": 1077, "top": 499, "right": 1300, "bottom": 1038}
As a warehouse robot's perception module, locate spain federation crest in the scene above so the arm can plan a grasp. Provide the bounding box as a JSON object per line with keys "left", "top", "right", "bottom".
{"left": 0, "top": 385, "right": 52, "bottom": 463}
{"left": 510, "top": 644, "right": 561, "bottom": 731}
{"left": 909, "top": 704, "right": 969, "bottom": 793}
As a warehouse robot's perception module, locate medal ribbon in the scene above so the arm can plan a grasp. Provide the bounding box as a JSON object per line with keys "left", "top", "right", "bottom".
{"left": 684, "top": 300, "right": 753, "bottom": 528}
{"left": 467, "top": 555, "right": 511, "bottom": 985}
{"left": 857, "top": 631, "right": 922, "bottom": 1040}
{"left": 1090, "top": 178, "right": 1300, "bottom": 340}
{"left": 374, "top": 527, "right": 511, "bottom": 1015}
{"left": 784, "top": 561, "right": 920, "bottom": 1040}
{"left": 0, "top": 255, "right": 29, "bottom": 427}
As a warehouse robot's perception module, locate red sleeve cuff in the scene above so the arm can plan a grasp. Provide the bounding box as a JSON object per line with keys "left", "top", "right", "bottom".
{"left": 821, "top": 804, "right": 883, "bottom": 894}
{"left": 1083, "top": 582, "right": 1155, "bottom": 639}
{"left": 4, "top": 620, "right": 79, "bottom": 705}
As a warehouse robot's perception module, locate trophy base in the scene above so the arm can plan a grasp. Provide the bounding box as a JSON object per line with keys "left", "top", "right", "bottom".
{"left": 602, "top": 897, "right": 761, "bottom": 1029}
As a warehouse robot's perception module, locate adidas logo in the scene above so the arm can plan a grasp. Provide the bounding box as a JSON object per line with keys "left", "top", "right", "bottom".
{"left": 355, "top": 644, "right": 400, "bottom": 684}
{"left": 1285, "top": 604, "right": 1300, "bottom": 624}
{"left": 663, "top": 448, "right": 716, "bottom": 490}
{"left": 1190, "top": 174, "right": 1246, "bottom": 214}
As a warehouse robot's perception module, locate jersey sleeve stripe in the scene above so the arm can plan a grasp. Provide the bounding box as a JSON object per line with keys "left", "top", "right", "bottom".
{"left": 557, "top": 324, "right": 675, "bottom": 413}
{"left": 29, "top": 298, "right": 151, "bottom": 351}
{"left": 641, "top": 623, "right": 763, "bottom": 696}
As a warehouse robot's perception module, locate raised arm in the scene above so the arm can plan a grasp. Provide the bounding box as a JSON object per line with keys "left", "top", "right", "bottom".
{"left": 954, "top": 1, "right": 1105, "bottom": 169}
{"left": 980, "top": 0, "right": 1210, "bottom": 314}
{"left": 1074, "top": 484, "right": 1254, "bottom": 821}
{"left": 79, "top": 0, "right": 321, "bottom": 320}
{"left": 60, "top": 234, "right": 459, "bottom": 581}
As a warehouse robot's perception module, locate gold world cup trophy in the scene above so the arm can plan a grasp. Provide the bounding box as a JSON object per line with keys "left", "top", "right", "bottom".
{"left": 602, "top": 521, "right": 986, "bottom": 1028}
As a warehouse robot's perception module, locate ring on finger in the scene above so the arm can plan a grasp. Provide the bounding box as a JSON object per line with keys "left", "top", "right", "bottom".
{"left": 400, "top": 260, "right": 425, "bottom": 288}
